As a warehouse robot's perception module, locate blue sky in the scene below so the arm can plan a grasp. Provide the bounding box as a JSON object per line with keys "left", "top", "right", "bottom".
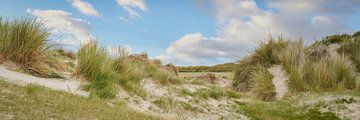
{"left": 1, "top": 0, "right": 360, "bottom": 66}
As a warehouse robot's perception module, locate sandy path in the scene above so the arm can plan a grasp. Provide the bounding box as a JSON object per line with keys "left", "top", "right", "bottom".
{"left": 268, "top": 65, "right": 288, "bottom": 100}
{"left": 0, "top": 66, "right": 89, "bottom": 97}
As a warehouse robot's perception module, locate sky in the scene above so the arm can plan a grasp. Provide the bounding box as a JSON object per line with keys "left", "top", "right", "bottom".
{"left": 0, "top": 0, "right": 360, "bottom": 66}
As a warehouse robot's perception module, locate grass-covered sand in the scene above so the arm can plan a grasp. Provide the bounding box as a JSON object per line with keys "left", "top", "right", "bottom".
{"left": 0, "top": 79, "right": 161, "bottom": 120}
{"left": 1, "top": 16, "right": 360, "bottom": 119}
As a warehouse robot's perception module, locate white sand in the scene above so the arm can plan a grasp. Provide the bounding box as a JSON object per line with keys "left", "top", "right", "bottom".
{"left": 268, "top": 65, "right": 289, "bottom": 100}
{"left": 0, "top": 65, "right": 89, "bottom": 97}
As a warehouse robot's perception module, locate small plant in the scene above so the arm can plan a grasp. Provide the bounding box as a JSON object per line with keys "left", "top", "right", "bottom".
{"left": 26, "top": 84, "right": 41, "bottom": 95}
{"left": 191, "top": 86, "right": 225, "bottom": 100}
{"left": 152, "top": 97, "right": 174, "bottom": 111}
{"left": 225, "top": 89, "right": 242, "bottom": 99}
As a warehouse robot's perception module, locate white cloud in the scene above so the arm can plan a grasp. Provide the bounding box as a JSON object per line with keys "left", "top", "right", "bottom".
{"left": 71, "top": 0, "right": 100, "bottom": 17}
{"left": 108, "top": 45, "right": 132, "bottom": 58}
{"left": 161, "top": 0, "right": 360, "bottom": 65}
{"left": 116, "top": 0, "right": 147, "bottom": 18}
{"left": 27, "top": 9, "right": 93, "bottom": 46}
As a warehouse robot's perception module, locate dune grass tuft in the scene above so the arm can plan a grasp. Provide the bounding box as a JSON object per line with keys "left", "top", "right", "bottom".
{"left": 76, "top": 43, "right": 181, "bottom": 98}
{"left": 233, "top": 38, "right": 286, "bottom": 91}
{"left": 278, "top": 40, "right": 307, "bottom": 92}
{"left": 76, "top": 42, "right": 116, "bottom": 98}
{"left": 0, "top": 17, "right": 51, "bottom": 76}
{"left": 233, "top": 35, "right": 359, "bottom": 99}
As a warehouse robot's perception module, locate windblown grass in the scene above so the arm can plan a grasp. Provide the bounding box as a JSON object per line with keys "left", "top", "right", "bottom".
{"left": 305, "top": 56, "right": 357, "bottom": 91}
{"left": 278, "top": 40, "right": 307, "bottom": 91}
{"left": 0, "top": 17, "right": 51, "bottom": 77}
{"left": 77, "top": 43, "right": 181, "bottom": 98}
{"left": 234, "top": 35, "right": 359, "bottom": 99}
{"left": 76, "top": 42, "right": 116, "bottom": 98}
{"left": 249, "top": 65, "right": 276, "bottom": 101}
{"left": 233, "top": 38, "right": 286, "bottom": 91}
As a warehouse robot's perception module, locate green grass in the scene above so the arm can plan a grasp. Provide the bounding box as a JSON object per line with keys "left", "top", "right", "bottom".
{"left": 236, "top": 100, "right": 304, "bottom": 120}
{"left": 187, "top": 86, "right": 226, "bottom": 100}
{"left": 0, "top": 79, "right": 161, "bottom": 120}
{"left": 152, "top": 97, "right": 174, "bottom": 111}
{"left": 279, "top": 40, "right": 357, "bottom": 92}
{"left": 179, "top": 72, "right": 233, "bottom": 80}
{"left": 233, "top": 35, "right": 359, "bottom": 97}
{"left": 177, "top": 63, "right": 235, "bottom": 72}
{"left": 77, "top": 44, "right": 181, "bottom": 98}
{"left": 235, "top": 97, "right": 340, "bottom": 120}
{"left": 76, "top": 42, "right": 116, "bottom": 98}
{"left": 0, "top": 17, "right": 53, "bottom": 77}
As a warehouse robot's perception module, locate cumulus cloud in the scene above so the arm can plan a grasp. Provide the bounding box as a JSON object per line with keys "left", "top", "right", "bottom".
{"left": 116, "top": 0, "right": 147, "bottom": 18}
{"left": 161, "top": 0, "right": 360, "bottom": 65}
{"left": 71, "top": 0, "right": 100, "bottom": 17}
{"left": 27, "top": 9, "right": 93, "bottom": 46}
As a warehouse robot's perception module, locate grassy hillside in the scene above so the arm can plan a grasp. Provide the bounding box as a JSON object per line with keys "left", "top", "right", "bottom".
{"left": 76, "top": 42, "right": 180, "bottom": 98}
{"left": 0, "top": 79, "right": 161, "bottom": 120}
{"left": 178, "top": 63, "right": 236, "bottom": 72}
{"left": 233, "top": 32, "right": 360, "bottom": 100}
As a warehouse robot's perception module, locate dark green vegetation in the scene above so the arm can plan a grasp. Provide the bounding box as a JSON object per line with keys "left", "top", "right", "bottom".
{"left": 233, "top": 32, "right": 360, "bottom": 100}
{"left": 178, "top": 63, "right": 235, "bottom": 72}
{"left": 236, "top": 98, "right": 341, "bottom": 120}
{"left": 0, "top": 79, "right": 161, "bottom": 120}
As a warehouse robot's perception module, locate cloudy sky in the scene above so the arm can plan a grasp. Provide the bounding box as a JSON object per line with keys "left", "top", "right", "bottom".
{"left": 1, "top": 0, "right": 360, "bottom": 66}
